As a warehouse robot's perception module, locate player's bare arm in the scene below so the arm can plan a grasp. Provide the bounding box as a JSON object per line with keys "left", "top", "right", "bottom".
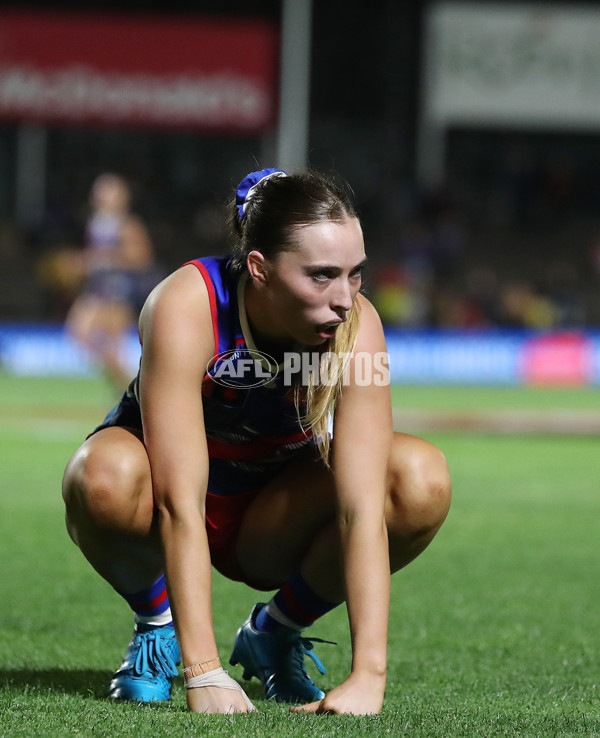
{"left": 139, "top": 266, "right": 255, "bottom": 713}
{"left": 293, "top": 296, "right": 392, "bottom": 715}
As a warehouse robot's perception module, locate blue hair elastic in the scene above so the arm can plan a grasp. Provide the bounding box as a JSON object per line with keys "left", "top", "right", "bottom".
{"left": 235, "top": 167, "right": 287, "bottom": 221}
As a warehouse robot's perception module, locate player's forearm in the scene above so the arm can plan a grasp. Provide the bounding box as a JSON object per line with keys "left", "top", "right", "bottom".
{"left": 342, "top": 517, "right": 390, "bottom": 677}
{"left": 158, "top": 508, "right": 219, "bottom": 666}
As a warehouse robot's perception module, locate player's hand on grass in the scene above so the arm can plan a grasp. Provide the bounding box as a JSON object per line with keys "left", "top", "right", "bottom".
{"left": 186, "top": 684, "right": 257, "bottom": 714}
{"left": 289, "top": 671, "right": 385, "bottom": 716}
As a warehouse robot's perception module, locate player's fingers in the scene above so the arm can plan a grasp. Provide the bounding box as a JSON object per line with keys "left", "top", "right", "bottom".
{"left": 289, "top": 699, "right": 323, "bottom": 713}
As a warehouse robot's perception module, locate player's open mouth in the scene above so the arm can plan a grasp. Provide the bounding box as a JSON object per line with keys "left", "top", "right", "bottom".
{"left": 317, "top": 321, "right": 342, "bottom": 338}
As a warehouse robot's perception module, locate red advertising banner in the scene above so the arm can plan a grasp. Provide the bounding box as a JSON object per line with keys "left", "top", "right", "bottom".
{"left": 0, "top": 11, "right": 279, "bottom": 132}
{"left": 520, "top": 332, "right": 594, "bottom": 386}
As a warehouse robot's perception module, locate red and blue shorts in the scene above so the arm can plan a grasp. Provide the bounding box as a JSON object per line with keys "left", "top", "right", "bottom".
{"left": 204, "top": 489, "right": 259, "bottom": 583}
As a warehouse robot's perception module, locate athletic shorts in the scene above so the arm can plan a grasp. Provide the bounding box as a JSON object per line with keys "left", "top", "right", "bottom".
{"left": 204, "top": 490, "right": 259, "bottom": 583}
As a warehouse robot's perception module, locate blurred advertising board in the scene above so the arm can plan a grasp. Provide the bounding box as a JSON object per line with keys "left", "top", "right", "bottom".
{"left": 0, "top": 324, "right": 141, "bottom": 378}
{"left": 2, "top": 324, "right": 600, "bottom": 386}
{"left": 384, "top": 329, "right": 600, "bottom": 385}
{"left": 0, "top": 11, "right": 278, "bottom": 132}
{"left": 418, "top": 2, "right": 600, "bottom": 184}
{"left": 424, "top": 2, "right": 600, "bottom": 128}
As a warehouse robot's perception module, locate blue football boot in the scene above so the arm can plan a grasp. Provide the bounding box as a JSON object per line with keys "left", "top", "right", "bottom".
{"left": 229, "top": 604, "right": 333, "bottom": 703}
{"left": 109, "top": 622, "right": 181, "bottom": 702}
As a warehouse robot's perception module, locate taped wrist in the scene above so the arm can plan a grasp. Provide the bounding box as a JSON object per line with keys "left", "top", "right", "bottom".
{"left": 184, "top": 666, "right": 255, "bottom": 711}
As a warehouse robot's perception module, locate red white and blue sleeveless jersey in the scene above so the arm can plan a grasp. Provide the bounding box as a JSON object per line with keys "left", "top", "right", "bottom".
{"left": 186, "top": 256, "right": 312, "bottom": 495}
{"left": 92, "top": 256, "right": 313, "bottom": 497}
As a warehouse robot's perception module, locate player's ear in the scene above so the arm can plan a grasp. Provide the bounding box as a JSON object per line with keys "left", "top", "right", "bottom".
{"left": 247, "top": 251, "right": 269, "bottom": 286}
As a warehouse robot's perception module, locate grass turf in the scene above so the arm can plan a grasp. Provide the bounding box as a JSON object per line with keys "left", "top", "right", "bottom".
{"left": 1, "top": 374, "right": 599, "bottom": 736}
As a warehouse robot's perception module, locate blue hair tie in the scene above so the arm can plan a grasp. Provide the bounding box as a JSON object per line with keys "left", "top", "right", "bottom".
{"left": 235, "top": 167, "right": 287, "bottom": 221}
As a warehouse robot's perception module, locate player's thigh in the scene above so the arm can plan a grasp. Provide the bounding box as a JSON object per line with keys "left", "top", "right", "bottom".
{"left": 233, "top": 431, "right": 450, "bottom": 583}
{"left": 102, "top": 300, "right": 134, "bottom": 336}
{"left": 233, "top": 448, "right": 336, "bottom": 582}
{"left": 65, "top": 295, "right": 103, "bottom": 342}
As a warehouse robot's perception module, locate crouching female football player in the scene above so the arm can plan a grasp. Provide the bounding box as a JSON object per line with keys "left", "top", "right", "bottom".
{"left": 62, "top": 168, "right": 451, "bottom": 715}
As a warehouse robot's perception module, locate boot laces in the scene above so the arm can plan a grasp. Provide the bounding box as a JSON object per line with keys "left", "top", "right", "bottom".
{"left": 290, "top": 635, "right": 336, "bottom": 677}
{"left": 132, "top": 629, "right": 178, "bottom": 678}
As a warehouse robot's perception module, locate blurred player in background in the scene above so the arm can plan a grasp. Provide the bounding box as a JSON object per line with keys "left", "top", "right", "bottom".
{"left": 62, "top": 168, "right": 451, "bottom": 715}
{"left": 65, "top": 173, "right": 162, "bottom": 391}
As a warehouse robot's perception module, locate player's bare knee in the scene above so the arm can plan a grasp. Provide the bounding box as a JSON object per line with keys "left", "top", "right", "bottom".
{"left": 63, "top": 442, "right": 145, "bottom": 530}
{"left": 386, "top": 440, "right": 451, "bottom": 537}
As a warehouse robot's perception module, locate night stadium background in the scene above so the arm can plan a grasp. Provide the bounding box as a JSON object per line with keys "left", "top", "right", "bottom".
{"left": 1, "top": 2, "right": 600, "bottom": 736}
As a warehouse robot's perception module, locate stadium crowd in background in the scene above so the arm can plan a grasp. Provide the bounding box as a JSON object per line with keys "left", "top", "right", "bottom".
{"left": 4, "top": 131, "right": 600, "bottom": 338}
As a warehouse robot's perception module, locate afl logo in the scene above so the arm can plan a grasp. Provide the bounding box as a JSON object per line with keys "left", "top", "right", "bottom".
{"left": 206, "top": 348, "right": 279, "bottom": 388}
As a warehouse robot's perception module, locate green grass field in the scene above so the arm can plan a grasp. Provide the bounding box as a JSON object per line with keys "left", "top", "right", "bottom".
{"left": 1, "top": 374, "right": 600, "bottom": 736}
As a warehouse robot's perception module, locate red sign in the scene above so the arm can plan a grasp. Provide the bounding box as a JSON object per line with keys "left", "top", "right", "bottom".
{"left": 520, "top": 332, "right": 594, "bottom": 386}
{"left": 0, "top": 11, "right": 279, "bottom": 132}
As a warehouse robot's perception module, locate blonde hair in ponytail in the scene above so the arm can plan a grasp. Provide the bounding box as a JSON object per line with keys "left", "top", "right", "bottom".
{"left": 295, "top": 298, "right": 361, "bottom": 467}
